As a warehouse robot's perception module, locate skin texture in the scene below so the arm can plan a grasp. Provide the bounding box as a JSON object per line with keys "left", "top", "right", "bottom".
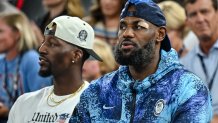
{"left": 114, "top": 6, "right": 166, "bottom": 80}
{"left": 38, "top": 33, "right": 84, "bottom": 95}
{"left": 100, "top": 0, "right": 123, "bottom": 18}
{"left": 0, "top": 19, "right": 19, "bottom": 60}
{"left": 185, "top": 0, "right": 218, "bottom": 54}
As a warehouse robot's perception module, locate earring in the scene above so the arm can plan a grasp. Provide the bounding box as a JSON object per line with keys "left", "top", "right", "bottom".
{"left": 72, "top": 60, "right": 75, "bottom": 63}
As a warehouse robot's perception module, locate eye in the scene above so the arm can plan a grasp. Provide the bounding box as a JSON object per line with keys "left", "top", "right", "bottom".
{"left": 188, "top": 12, "right": 196, "bottom": 18}
{"left": 50, "top": 43, "right": 55, "bottom": 47}
{"left": 136, "top": 25, "right": 144, "bottom": 30}
{"left": 48, "top": 38, "right": 59, "bottom": 47}
{"left": 119, "top": 23, "right": 127, "bottom": 30}
{"left": 133, "top": 25, "right": 146, "bottom": 30}
{"left": 201, "top": 9, "right": 209, "bottom": 15}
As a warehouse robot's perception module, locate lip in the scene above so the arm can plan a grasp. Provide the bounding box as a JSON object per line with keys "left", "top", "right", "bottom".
{"left": 120, "top": 40, "right": 136, "bottom": 50}
{"left": 39, "top": 56, "right": 49, "bottom": 65}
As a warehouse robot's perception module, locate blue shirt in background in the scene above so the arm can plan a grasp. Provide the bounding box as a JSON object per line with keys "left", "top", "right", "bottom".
{"left": 0, "top": 50, "right": 52, "bottom": 109}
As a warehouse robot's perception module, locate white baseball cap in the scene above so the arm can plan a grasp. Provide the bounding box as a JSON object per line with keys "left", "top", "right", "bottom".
{"left": 44, "top": 16, "right": 102, "bottom": 61}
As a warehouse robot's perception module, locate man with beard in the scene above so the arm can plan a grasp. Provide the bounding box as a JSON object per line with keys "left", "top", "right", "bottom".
{"left": 180, "top": 0, "right": 218, "bottom": 122}
{"left": 69, "top": 0, "right": 212, "bottom": 122}
{"left": 7, "top": 16, "right": 102, "bottom": 123}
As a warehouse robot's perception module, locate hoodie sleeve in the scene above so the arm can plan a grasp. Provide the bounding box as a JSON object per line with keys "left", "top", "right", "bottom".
{"left": 171, "top": 74, "right": 213, "bottom": 123}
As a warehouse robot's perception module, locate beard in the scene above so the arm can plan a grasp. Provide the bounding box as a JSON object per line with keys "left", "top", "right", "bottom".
{"left": 114, "top": 39, "right": 156, "bottom": 71}
{"left": 39, "top": 66, "right": 52, "bottom": 77}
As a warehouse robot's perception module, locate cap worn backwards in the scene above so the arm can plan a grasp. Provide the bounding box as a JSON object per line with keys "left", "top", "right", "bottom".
{"left": 120, "top": 0, "right": 171, "bottom": 52}
{"left": 44, "top": 16, "right": 102, "bottom": 61}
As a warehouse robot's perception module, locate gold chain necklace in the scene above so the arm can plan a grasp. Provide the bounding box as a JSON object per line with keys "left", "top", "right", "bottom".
{"left": 47, "top": 82, "right": 85, "bottom": 107}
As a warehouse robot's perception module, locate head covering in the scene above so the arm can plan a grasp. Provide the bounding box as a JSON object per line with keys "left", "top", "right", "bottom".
{"left": 120, "top": 0, "right": 171, "bottom": 51}
{"left": 44, "top": 16, "right": 102, "bottom": 61}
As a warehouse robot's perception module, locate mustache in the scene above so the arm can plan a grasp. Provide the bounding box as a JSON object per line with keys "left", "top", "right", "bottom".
{"left": 121, "top": 38, "right": 134, "bottom": 43}
{"left": 120, "top": 38, "right": 137, "bottom": 46}
{"left": 39, "top": 54, "right": 48, "bottom": 62}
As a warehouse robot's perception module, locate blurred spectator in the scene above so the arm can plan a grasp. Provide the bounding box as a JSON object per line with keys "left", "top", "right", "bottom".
{"left": 32, "top": 0, "right": 85, "bottom": 46}
{"left": 83, "top": 0, "right": 126, "bottom": 48}
{"left": 158, "top": 1, "right": 189, "bottom": 58}
{"left": 82, "top": 38, "right": 117, "bottom": 82}
{"left": 0, "top": 0, "right": 18, "bottom": 14}
{"left": 180, "top": 0, "right": 218, "bottom": 122}
{"left": 8, "top": 0, "right": 46, "bottom": 20}
{"left": 81, "top": 0, "right": 95, "bottom": 16}
{"left": 183, "top": 31, "right": 199, "bottom": 51}
{"left": 0, "top": 12, "right": 52, "bottom": 122}
{"left": 20, "top": 0, "right": 46, "bottom": 20}
{"left": 35, "top": 0, "right": 84, "bottom": 34}
{"left": 155, "top": 0, "right": 183, "bottom": 6}
{"left": 0, "top": 0, "right": 18, "bottom": 61}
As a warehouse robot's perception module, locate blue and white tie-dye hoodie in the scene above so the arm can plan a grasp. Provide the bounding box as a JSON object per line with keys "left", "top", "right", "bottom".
{"left": 70, "top": 49, "right": 212, "bottom": 123}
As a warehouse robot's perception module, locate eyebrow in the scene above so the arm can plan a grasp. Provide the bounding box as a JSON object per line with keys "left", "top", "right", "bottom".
{"left": 120, "top": 19, "right": 150, "bottom": 29}
{"left": 120, "top": 18, "right": 149, "bottom": 25}
{"left": 120, "top": 19, "right": 142, "bottom": 24}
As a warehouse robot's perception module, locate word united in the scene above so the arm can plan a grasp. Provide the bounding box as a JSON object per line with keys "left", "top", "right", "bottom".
{"left": 29, "top": 112, "right": 70, "bottom": 122}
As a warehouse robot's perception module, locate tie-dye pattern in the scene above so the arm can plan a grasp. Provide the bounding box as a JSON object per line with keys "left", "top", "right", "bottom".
{"left": 70, "top": 49, "right": 212, "bottom": 123}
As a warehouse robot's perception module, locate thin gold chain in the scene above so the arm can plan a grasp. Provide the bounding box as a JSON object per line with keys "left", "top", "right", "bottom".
{"left": 47, "top": 82, "right": 85, "bottom": 107}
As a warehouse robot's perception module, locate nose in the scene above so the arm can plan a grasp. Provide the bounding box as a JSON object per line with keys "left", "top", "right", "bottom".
{"left": 38, "top": 42, "right": 47, "bottom": 54}
{"left": 122, "top": 27, "right": 134, "bottom": 38}
{"left": 195, "top": 12, "right": 205, "bottom": 23}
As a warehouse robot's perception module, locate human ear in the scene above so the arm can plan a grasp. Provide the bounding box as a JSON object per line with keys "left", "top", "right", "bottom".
{"left": 71, "top": 49, "right": 83, "bottom": 63}
{"left": 156, "top": 27, "right": 166, "bottom": 43}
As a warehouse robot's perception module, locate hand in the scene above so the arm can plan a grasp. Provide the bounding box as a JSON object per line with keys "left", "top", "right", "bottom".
{"left": 211, "top": 114, "right": 218, "bottom": 123}
{"left": 0, "top": 102, "right": 9, "bottom": 118}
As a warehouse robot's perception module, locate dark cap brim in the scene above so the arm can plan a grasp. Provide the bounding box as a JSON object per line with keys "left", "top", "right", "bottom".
{"left": 85, "top": 49, "right": 103, "bottom": 62}
{"left": 161, "top": 34, "right": 171, "bottom": 52}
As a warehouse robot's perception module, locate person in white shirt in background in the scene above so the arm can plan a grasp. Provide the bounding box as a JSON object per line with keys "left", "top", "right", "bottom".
{"left": 7, "top": 16, "right": 102, "bottom": 123}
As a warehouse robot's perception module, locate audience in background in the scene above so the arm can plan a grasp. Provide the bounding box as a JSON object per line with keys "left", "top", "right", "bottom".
{"left": 34, "top": 0, "right": 84, "bottom": 43}
{"left": 37, "top": 0, "right": 84, "bottom": 32}
{"left": 0, "top": 0, "right": 18, "bottom": 14}
{"left": 82, "top": 38, "right": 117, "bottom": 82}
{"left": 83, "top": 0, "right": 126, "bottom": 48}
{"left": 183, "top": 31, "right": 199, "bottom": 51}
{"left": 0, "top": 12, "right": 52, "bottom": 122}
{"left": 7, "top": 0, "right": 46, "bottom": 20}
{"left": 158, "top": 1, "right": 189, "bottom": 58}
{"left": 81, "top": 0, "right": 94, "bottom": 16}
{"left": 181, "top": 0, "right": 218, "bottom": 122}
{"left": 0, "top": 0, "right": 19, "bottom": 60}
